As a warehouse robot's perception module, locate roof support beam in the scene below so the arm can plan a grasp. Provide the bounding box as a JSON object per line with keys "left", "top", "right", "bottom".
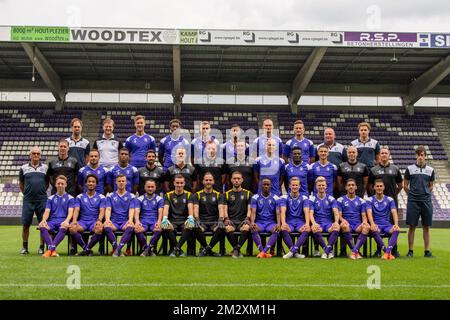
{"left": 402, "top": 54, "right": 450, "bottom": 115}
{"left": 172, "top": 45, "right": 182, "bottom": 116}
{"left": 288, "top": 47, "right": 327, "bottom": 114}
{"left": 21, "top": 42, "right": 65, "bottom": 109}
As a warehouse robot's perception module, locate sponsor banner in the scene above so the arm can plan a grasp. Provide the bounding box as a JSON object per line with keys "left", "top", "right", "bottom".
{"left": 10, "top": 26, "right": 69, "bottom": 42}
{"left": 70, "top": 28, "right": 179, "bottom": 44}
{"left": 344, "top": 32, "right": 420, "bottom": 48}
{"left": 0, "top": 26, "right": 10, "bottom": 41}
{"left": 430, "top": 34, "right": 450, "bottom": 48}
{"left": 179, "top": 30, "right": 198, "bottom": 44}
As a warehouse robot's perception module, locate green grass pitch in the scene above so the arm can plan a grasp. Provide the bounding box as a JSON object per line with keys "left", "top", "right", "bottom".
{"left": 0, "top": 226, "right": 449, "bottom": 300}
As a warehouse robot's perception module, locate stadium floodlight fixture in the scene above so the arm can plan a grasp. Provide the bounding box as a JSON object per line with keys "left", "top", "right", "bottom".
{"left": 390, "top": 50, "right": 398, "bottom": 63}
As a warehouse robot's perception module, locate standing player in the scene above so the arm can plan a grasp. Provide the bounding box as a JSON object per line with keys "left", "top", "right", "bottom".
{"left": 368, "top": 146, "right": 403, "bottom": 257}
{"left": 224, "top": 140, "right": 254, "bottom": 192}
{"left": 138, "top": 150, "right": 164, "bottom": 195}
{"left": 165, "top": 147, "right": 197, "bottom": 192}
{"left": 316, "top": 127, "right": 346, "bottom": 166}
{"left": 251, "top": 119, "right": 283, "bottom": 158}
{"left": 77, "top": 149, "right": 108, "bottom": 195}
{"left": 193, "top": 173, "right": 225, "bottom": 257}
{"left": 309, "top": 177, "right": 340, "bottom": 259}
{"left": 284, "top": 147, "right": 309, "bottom": 196}
{"left": 195, "top": 141, "right": 226, "bottom": 192}
{"left": 106, "top": 148, "right": 139, "bottom": 194}
{"left": 93, "top": 118, "right": 123, "bottom": 170}
{"left": 404, "top": 146, "right": 435, "bottom": 258}
{"left": 124, "top": 115, "right": 156, "bottom": 169}
{"left": 161, "top": 175, "right": 196, "bottom": 257}
{"left": 222, "top": 124, "right": 249, "bottom": 164}
{"left": 135, "top": 179, "right": 164, "bottom": 257}
{"left": 253, "top": 138, "right": 285, "bottom": 196}
{"left": 158, "top": 119, "right": 190, "bottom": 173}
{"left": 308, "top": 145, "right": 338, "bottom": 197}
{"left": 19, "top": 146, "right": 48, "bottom": 255}
{"left": 47, "top": 139, "right": 80, "bottom": 197}
{"left": 103, "top": 174, "right": 139, "bottom": 257}
{"left": 279, "top": 177, "right": 311, "bottom": 259}
{"left": 191, "top": 121, "right": 220, "bottom": 164}
{"left": 39, "top": 176, "right": 75, "bottom": 258}
{"left": 351, "top": 122, "right": 380, "bottom": 169}
{"left": 338, "top": 179, "right": 370, "bottom": 260}
{"left": 337, "top": 146, "right": 369, "bottom": 198}
{"left": 250, "top": 179, "right": 281, "bottom": 258}
{"left": 284, "top": 120, "right": 315, "bottom": 164}
{"left": 66, "top": 118, "right": 90, "bottom": 166}
{"left": 366, "top": 179, "right": 400, "bottom": 260}
{"left": 222, "top": 171, "right": 252, "bottom": 258}
{"left": 70, "top": 174, "right": 106, "bottom": 256}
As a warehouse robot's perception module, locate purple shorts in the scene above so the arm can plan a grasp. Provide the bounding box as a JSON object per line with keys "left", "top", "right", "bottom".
{"left": 255, "top": 221, "right": 277, "bottom": 233}
{"left": 140, "top": 220, "right": 157, "bottom": 232}
{"left": 377, "top": 224, "right": 394, "bottom": 234}
{"left": 286, "top": 220, "right": 305, "bottom": 232}
{"left": 110, "top": 219, "right": 128, "bottom": 231}
{"left": 47, "top": 219, "right": 65, "bottom": 233}
{"left": 78, "top": 220, "right": 97, "bottom": 232}
{"left": 349, "top": 222, "right": 363, "bottom": 233}
{"left": 318, "top": 222, "right": 334, "bottom": 233}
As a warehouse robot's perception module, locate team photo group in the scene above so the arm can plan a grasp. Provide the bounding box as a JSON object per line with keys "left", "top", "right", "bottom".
{"left": 20, "top": 115, "right": 436, "bottom": 260}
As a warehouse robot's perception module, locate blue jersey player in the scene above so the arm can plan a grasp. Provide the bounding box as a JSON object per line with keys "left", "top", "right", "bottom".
{"left": 158, "top": 119, "right": 191, "bottom": 173}
{"left": 366, "top": 179, "right": 400, "bottom": 260}
{"left": 254, "top": 138, "right": 285, "bottom": 196}
{"left": 77, "top": 149, "right": 108, "bottom": 194}
{"left": 136, "top": 179, "right": 164, "bottom": 257}
{"left": 106, "top": 148, "right": 139, "bottom": 194}
{"left": 308, "top": 145, "right": 337, "bottom": 196}
{"left": 337, "top": 179, "right": 370, "bottom": 260}
{"left": 284, "top": 147, "right": 309, "bottom": 196}
{"left": 71, "top": 174, "right": 106, "bottom": 256}
{"left": 250, "top": 179, "right": 280, "bottom": 258}
{"left": 279, "top": 177, "right": 311, "bottom": 259}
{"left": 309, "top": 177, "right": 340, "bottom": 259}
{"left": 283, "top": 120, "right": 315, "bottom": 164}
{"left": 39, "top": 175, "right": 75, "bottom": 258}
{"left": 124, "top": 115, "right": 156, "bottom": 169}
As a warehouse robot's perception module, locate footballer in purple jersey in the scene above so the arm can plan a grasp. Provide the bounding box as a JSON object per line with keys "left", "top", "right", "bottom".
{"left": 77, "top": 149, "right": 108, "bottom": 194}
{"left": 158, "top": 119, "right": 191, "bottom": 173}
{"left": 308, "top": 145, "right": 338, "bottom": 196}
{"left": 103, "top": 174, "right": 140, "bottom": 257}
{"left": 250, "top": 179, "right": 281, "bottom": 258}
{"left": 70, "top": 174, "right": 106, "bottom": 255}
{"left": 106, "top": 148, "right": 139, "bottom": 194}
{"left": 250, "top": 119, "right": 284, "bottom": 158}
{"left": 124, "top": 115, "right": 156, "bottom": 169}
{"left": 366, "top": 179, "right": 400, "bottom": 260}
{"left": 284, "top": 147, "right": 309, "bottom": 196}
{"left": 279, "top": 177, "right": 311, "bottom": 259}
{"left": 191, "top": 121, "right": 220, "bottom": 163}
{"left": 135, "top": 179, "right": 164, "bottom": 257}
{"left": 283, "top": 120, "right": 315, "bottom": 164}
{"left": 253, "top": 138, "right": 285, "bottom": 196}
{"left": 337, "top": 179, "right": 370, "bottom": 260}
{"left": 309, "top": 177, "right": 340, "bottom": 259}
{"left": 39, "top": 175, "right": 75, "bottom": 258}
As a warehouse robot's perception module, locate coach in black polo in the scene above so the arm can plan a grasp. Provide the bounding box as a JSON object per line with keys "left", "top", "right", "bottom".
{"left": 337, "top": 146, "right": 369, "bottom": 198}
{"left": 138, "top": 150, "right": 164, "bottom": 195}
{"left": 19, "top": 146, "right": 49, "bottom": 255}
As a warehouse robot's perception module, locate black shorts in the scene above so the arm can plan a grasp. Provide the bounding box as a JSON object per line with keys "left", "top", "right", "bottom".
{"left": 198, "top": 222, "right": 219, "bottom": 233}
{"left": 21, "top": 200, "right": 46, "bottom": 225}
{"left": 406, "top": 200, "right": 433, "bottom": 227}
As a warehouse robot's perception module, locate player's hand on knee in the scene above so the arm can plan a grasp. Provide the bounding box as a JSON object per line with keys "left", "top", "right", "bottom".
{"left": 135, "top": 223, "right": 145, "bottom": 233}
{"left": 311, "top": 223, "right": 321, "bottom": 233}
{"left": 153, "top": 223, "right": 162, "bottom": 232}
{"left": 370, "top": 224, "right": 379, "bottom": 233}
{"left": 39, "top": 220, "right": 49, "bottom": 229}
{"left": 271, "top": 225, "right": 281, "bottom": 233}
{"left": 60, "top": 220, "right": 70, "bottom": 229}
{"left": 392, "top": 224, "right": 401, "bottom": 232}
{"left": 103, "top": 220, "right": 113, "bottom": 228}
{"left": 281, "top": 223, "right": 291, "bottom": 232}
{"left": 239, "top": 223, "right": 250, "bottom": 232}
{"left": 331, "top": 223, "right": 340, "bottom": 232}
{"left": 250, "top": 223, "right": 259, "bottom": 232}
{"left": 94, "top": 221, "right": 103, "bottom": 234}
{"left": 300, "top": 224, "right": 310, "bottom": 233}
{"left": 340, "top": 220, "right": 349, "bottom": 229}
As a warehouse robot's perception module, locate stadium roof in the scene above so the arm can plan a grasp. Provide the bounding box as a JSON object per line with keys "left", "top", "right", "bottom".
{"left": 1, "top": 26, "right": 450, "bottom": 113}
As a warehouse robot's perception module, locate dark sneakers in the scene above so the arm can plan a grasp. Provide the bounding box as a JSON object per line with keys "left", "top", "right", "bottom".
{"left": 406, "top": 250, "right": 414, "bottom": 258}
{"left": 424, "top": 251, "right": 435, "bottom": 258}
{"left": 20, "top": 247, "right": 29, "bottom": 255}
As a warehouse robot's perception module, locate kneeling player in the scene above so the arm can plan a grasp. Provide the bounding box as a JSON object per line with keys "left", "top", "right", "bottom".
{"left": 280, "top": 177, "right": 311, "bottom": 259}
{"left": 39, "top": 175, "right": 75, "bottom": 257}
{"left": 366, "top": 179, "right": 400, "bottom": 260}
{"left": 250, "top": 179, "right": 281, "bottom": 258}
{"left": 161, "top": 174, "right": 196, "bottom": 257}
{"left": 193, "top": 173, "right": 225, "bottom": 257}
{"left": 309, "top": 177, "right": 340, "bottom": 259}
{"left": 104, "top": 174, "right": 139, "bottom": 257}
{"left": 136, "top": 179, "right": 164, "bottom": 256}
{"left": 222, "top": 171, "right": 252, "bottom": 258}
{"left": 338, "top": 179, "right": 370, "bottom": 260}
{"left": 70, "top": 174, "right": 106, "bottom": 256}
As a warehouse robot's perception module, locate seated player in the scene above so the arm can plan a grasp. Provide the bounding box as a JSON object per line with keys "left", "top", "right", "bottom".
{"left": 337, "top": 179, "right": 370, "bottom": 260}
{"left": 222, "top": 171, "right": 252, "bottom": 258}
{"left": 135, "top": 179, "right": 164, "bottom": 257}
{"left": 279, "top": 177, "right": 311, "bottom": 259}
{"left": 103, "top": 174, "right": 139, "bottom": 257}
{"left": 366, "top": 179, "right": 401, "bottom": 260}
{"left": 161, "top": 174, "right": 196, "bottom": 257}
{"left": 250, "top": 178, "right": 281, "bottom": 258}
{"left": 309, "top": 177, "right": 340, "bottom": 259}
{"left": 70, "top": 174, "right": 106, "bottom": 256}
{"left": 193, "top": 173, "right": 225, "bottom": 257}
{"left": 39, "top": 175, "right": 75, "bottom": 258}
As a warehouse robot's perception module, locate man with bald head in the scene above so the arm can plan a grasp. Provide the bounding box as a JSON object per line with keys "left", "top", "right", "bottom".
{"left": 251, "top": 119, "right": 283, "bottom": 159}
{"left": 19, "top": 146, "right": 49, "bottom": 255}
{"left": 337, "top": 146, "right": 369, "bottom": 198}
{"left": 316, "top": 127, "right": 346, "bottom": 166}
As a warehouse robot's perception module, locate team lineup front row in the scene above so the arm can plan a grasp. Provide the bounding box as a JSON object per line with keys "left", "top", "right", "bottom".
{"left": 39, "top": 170, "right": 401, "bottom": 260}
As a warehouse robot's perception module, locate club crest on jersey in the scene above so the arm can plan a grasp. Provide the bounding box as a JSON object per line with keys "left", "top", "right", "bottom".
{"left": 240, "top": 195, "right": 244, "bottom": 200}
{"left": 230, "top": 194, "right": 235, "bottom": 201}
{"left": 84, "top": 198, "right": 88, "bottom": 203}
{"left": 144, "top": 200, "right": 148, "bottom": 206}
{"left": 212, "top": 197, "right": 216, "bottom": 202}
{"left": 182, "top": 199, "right": 186, "bottom": 203}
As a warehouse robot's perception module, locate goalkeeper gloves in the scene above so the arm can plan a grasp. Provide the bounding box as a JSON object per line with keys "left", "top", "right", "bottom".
{"left": 217, "top": 218, "right": 225, "bottom": 229}
{"left": 184, "top": 216, "right": 196, "bottom": 229}
{"left": 161, "top": 216, "right": 170, "bottom": 229}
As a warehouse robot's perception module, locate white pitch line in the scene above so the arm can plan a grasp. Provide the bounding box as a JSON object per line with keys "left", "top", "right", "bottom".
{"left": 0, "top": 283, "right": 449, "bottom": 289}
